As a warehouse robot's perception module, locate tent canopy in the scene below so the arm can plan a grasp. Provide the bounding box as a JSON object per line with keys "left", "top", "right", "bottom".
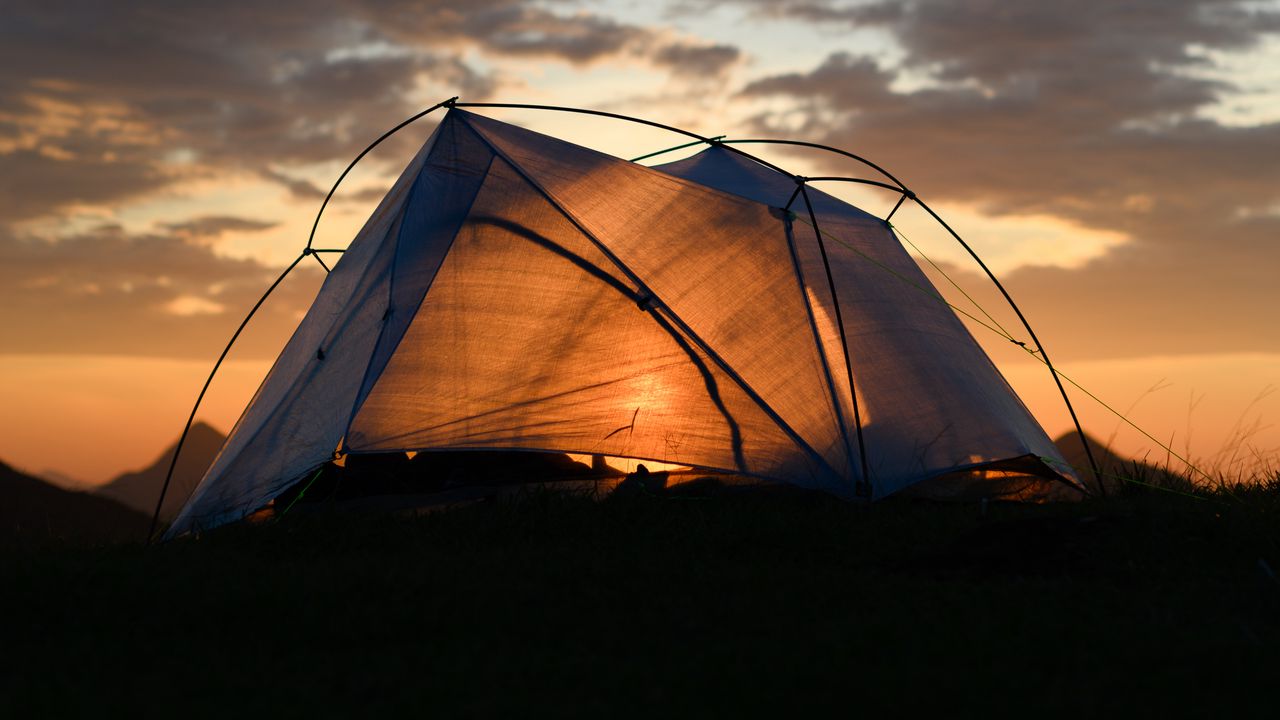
{"left": 168, "top": 108, "right": 1079, "bottom": 537}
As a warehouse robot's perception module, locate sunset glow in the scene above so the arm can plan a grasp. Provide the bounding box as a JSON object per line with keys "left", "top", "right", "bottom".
{"left": 2, "top": 0, "right": 1277, "bottom": 490}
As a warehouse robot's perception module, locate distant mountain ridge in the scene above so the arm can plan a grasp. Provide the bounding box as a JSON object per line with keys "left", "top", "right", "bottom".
{"left": 1053, "top": 430, "right": 1184, "bottom": 493}
{"left": 95, "top": 421, "right": 227, "bottom": 521}
{"left": 37, "top": 468, "right": 94, "bottom": 491}
{"left": 1, "top": 460, "right": 148, "bottom": 543}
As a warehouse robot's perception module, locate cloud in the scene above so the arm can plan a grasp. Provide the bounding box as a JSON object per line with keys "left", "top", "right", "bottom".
{"left": 737, "top": 0, "right": 1280, "bottom": 360}
{"left": 0, "top": 1, "right": 764, "bottom": 362}
{"left": 0, "top": 223, "right": 323, "bottom": 359}
{"left": 652, "top": 41, "right": 743, "bottom": 78}
{"left": 457, "top": 5, "right": 652, "bottom": 61}
{"left": 260, "top": 168, "right": 327, "bottom": 201}
{"left": 0, "top": 148, "right": 169, "bottom": 223}
{"left": 162, "top": 216, "right": 279, "bottom": 240}
{"left": 0, "top": 0, "right": 724, "bottom": 225}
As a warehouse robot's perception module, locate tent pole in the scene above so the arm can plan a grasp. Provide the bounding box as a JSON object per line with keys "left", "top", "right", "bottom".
{"left": 453, "top": 101, "right": 803, "bottom": 180}
{"left": 799, "top": 182, "right": 873, "bottom": 497}
{"left": 721, "top": 139, "right": 909, "bottom": 192}
{"left": 304, "top": 97, "right": 456, "bottom": 252}
{"left": 455, "top": 101, "right": 711, "bottom": 146}
{"left": 793, "top": 175, "right": 902, "bottom": 193}
{"left": 780, "top": 191, "right": 858, "bottom": 489}
{"left": 885, "top": 193, "right": 908, "bottom": 223}
{"left": 147, "top": 252, "right": 308, "bottom": 543}
{"left": 911, "top": 197, "right": 1104, "bottom": 495}
{"left": 629, "top": 136, "right": 725, "bottom": 163}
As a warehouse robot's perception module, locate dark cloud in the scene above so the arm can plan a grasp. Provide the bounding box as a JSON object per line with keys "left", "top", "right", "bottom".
{"left": 744, "top": 52, "right": 896, "bottom": 108}
{"left": 0, "top": 0, "right": 711, "bottom": 225}
{"left": 260, "top": 168, "right": 327, "bottom": 202}
{"left": 259, "top": 167, "right": 406, "bottom": 204}
{"left": 0, "top": 224, "right": 323, "bottom": 359}
{"left": 0, "top": 2, "right": 754, "bottom": 361}
{"left": 652, "top": 41, "right": 743, "bottom": 78}
{"left": 458, "top": 5, "right": 651, "bottom": 61}
{"left": 162, "top": 216, "right": 279, "bottom": 240}
{"left": 0, "top": 149, "right": 170, "bottom": 223}
{"left": 739, "top": 0, "right": 1280, "bottom": 360}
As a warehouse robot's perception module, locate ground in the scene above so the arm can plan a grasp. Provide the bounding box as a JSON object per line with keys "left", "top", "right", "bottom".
{"left": 3, "top": 481, "right": 1278, "bottom": 717}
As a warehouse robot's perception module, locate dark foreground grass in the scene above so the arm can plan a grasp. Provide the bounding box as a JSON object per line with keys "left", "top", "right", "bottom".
{"left": 4, "top": 482, "right": 1280, "bottom": 717}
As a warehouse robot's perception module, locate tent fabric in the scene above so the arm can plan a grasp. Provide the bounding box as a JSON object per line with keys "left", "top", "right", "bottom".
{"left": 168, "top": 130, "right": 441, "bottom": 535}
{"left": 345, "top": 154, "right": 838, "bottom": 488}
{"left": 653, "top": 148, "right": 1072, "bottom": 496}
{"left": 168, "top": 108, "right": 1078, "bottom": 537}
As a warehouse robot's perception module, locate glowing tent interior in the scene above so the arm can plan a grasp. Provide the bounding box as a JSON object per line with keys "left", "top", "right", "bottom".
{"left": 164, "top": 104, "right": 1089, "bottom": 538}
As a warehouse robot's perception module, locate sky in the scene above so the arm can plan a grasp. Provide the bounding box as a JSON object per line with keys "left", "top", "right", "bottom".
{"left": 1, "top": 0, "right": 1278, "bottom": 485}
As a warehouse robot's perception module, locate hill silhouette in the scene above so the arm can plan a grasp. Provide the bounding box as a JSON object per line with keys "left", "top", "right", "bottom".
{"left": 1053, "top": 430, "right": 1191, "bottom": 493}
{"left": 37, "top": 468, "right": 93, "bottom": 491}
{"left": 1, "top": 460, "right": 148, "bottom": 543}
{"left": 96, "top": 421, "right": 226, "bottom": 521}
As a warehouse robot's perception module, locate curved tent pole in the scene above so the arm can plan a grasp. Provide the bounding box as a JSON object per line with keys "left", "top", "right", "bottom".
{"left": 797, "top": 183, "right": 873, "bottom": 496}
{"left": 454, "top": 102, "right": 710, "bottom": 143}
{"left": 452, "top": 101, "right": 796, "bottom": 179}
{"left": 911, "top": 197, "right": 1103, "bottom": 494}
{"left": 797, "top": 176, "right": 907, "bottom": 193}
{"left": 629, "top": 136, "right": 725, "bottom": 163}
{"left": 722, "top": 139, "right": 910, "bottom": 193}
{"left": 149, "top": 100, "right": 456, "bottom": 542}
{"left": 147, "top": 252, "right": 307, "bottom": 543}
{"left": 305, "top": 96, "right": 456, "bottom": 252}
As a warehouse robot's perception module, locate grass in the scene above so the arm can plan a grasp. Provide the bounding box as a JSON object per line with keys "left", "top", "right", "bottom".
{"left": 4, "top": 473, "right": 1280, "bottom": 717}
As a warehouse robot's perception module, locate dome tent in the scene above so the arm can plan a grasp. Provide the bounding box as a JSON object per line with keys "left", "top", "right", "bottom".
{"left": 162, "top": 103, "right": 1090, "bottom": 539}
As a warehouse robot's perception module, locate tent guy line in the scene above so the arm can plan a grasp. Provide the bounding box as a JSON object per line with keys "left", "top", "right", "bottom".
{"left": 787, "top": 210, "right": 1216, "bottom": 489}
{"left": 151, "top": 100, "right": 1103, "bottom": 541}
{"left": 878, "top": 222, "right": 1213, "bottom": 486}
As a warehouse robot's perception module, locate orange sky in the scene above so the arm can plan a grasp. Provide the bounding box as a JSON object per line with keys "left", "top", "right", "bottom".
{"left": 1, "top": 349, "right": 1274, "bottom": 486}
{"left": 2, "top": 1, "right": 1278, "bottom": 487}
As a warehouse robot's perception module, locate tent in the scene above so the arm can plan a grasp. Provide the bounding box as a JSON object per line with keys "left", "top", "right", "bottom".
{"left": 166, "top": 106, "right": 1086, "bottom": 538}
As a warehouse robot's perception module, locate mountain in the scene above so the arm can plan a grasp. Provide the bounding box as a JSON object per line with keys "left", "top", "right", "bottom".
{"left": 1053, "top": 431, "right": 1189, "bottom": 493}
{"left": 95, "top": 421, "right": 226, "bottom": 521}
{"left": 1, "top": 460, "right": 148, "bottom": 543}
{"left": 37, "top": 468, "right": 94, "bottom": 491}
{"left": 1054, "top": 431, "right": 1128, "bottom": 475}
